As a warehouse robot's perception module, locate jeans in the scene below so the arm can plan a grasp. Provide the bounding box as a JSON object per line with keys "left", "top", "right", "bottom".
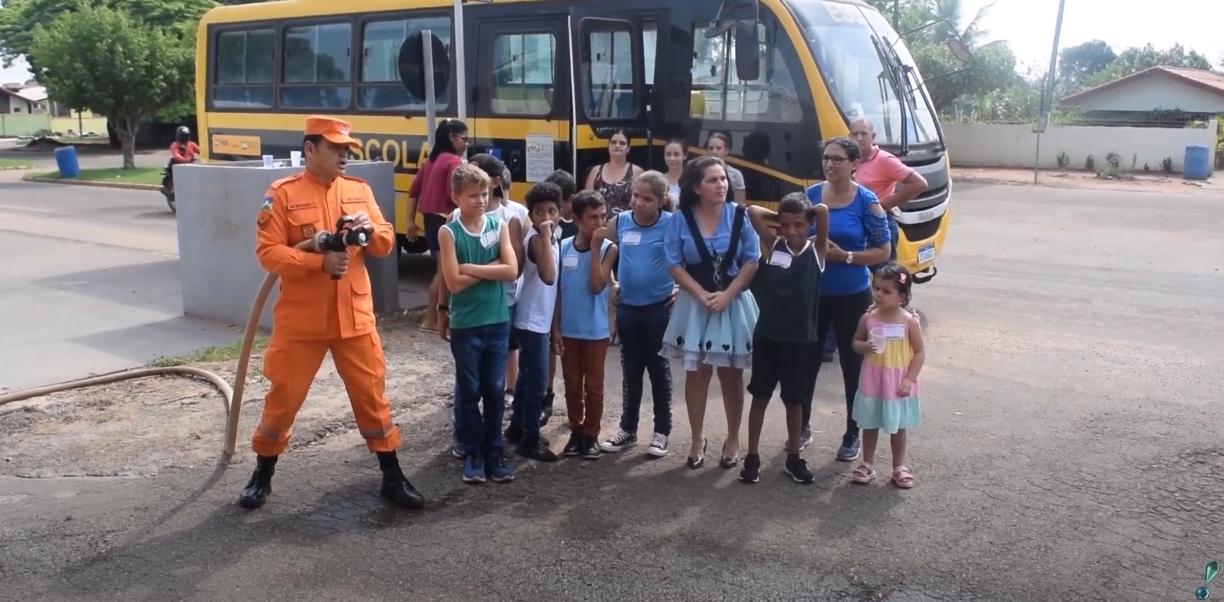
{"left": 803, "top": 289, "right": 873, "bottom": 438}
{"left": 450, "top": 321, "right": 510, "bottom": 459}
{"left": 617, "top": 301, "right": 672, "bottom": 436}
{"left": 561, "top": 337, "right": 610, "bottom": 437}
{"left": 510, "top": 328, "right": 550, "bottom": 441}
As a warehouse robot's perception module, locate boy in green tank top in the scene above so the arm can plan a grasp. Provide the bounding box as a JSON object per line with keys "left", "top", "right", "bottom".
{"left": 742, "top": 193, "right": 829, "bottom": 485}
{"left": 438, "top": 165, "right": 519, "bottom": 484}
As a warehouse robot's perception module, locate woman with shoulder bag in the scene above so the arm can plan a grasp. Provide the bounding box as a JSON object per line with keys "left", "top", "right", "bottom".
{"left": 661, "top": 156, "right": 761, "bottom": 470}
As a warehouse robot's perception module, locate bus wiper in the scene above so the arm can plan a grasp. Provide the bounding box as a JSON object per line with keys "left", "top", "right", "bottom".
{"left": 869, "top": 33, "right": 910, "bottom": 155}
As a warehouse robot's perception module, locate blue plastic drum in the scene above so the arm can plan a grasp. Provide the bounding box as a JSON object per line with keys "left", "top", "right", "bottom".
{"left": 54, "top": 145, "right": 80, "bottom": 179}
{"left": 1183, "top": 145, "right": 1211, "bottom": 180}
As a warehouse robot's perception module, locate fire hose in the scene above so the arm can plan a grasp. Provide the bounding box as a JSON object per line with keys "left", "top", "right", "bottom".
{"left": 0, "top": 229, "right": 359, "bottom": 462}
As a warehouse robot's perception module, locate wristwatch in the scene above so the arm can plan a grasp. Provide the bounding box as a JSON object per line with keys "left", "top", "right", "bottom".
{"left": 845, "top": 251, "right": 855, "bottom": 265}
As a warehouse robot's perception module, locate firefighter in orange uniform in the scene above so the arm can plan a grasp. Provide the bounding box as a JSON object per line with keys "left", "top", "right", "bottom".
{"left": 238, "top": 116, "right": 424, "bottom": 510}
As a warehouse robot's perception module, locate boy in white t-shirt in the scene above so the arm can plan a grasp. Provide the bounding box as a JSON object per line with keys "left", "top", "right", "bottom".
{"left": 504, "top": 182, "right": 564, "bottom": 461}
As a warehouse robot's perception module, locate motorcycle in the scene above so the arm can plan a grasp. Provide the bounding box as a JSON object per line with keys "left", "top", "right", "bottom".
{"left": 161, "top": 158, "right": 198, "bottom": 214}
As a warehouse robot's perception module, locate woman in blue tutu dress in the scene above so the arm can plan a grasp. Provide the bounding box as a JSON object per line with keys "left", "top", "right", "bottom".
{"left": 662, "top": 156, "right": 761, "bottom": 469}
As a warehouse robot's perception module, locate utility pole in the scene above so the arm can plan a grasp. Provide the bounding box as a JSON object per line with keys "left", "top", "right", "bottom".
{"left": 1034, "top": 0, "right": 1067, "bottom": 184}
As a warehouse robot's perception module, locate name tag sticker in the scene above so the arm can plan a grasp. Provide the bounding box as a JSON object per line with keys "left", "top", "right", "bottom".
{"left": 622, "top": 231, "right": 642, "bottom": 245}
{"left": 768, "top": 251, "right": 793, "bottom": 269}
{"left": 883, "top": 324, "right": 906, "bottom": 339}
{"left": 480, "top": 229, "right": 500, "bottom": 249}
{"left": 563, "top": 253, "right": 579, "bottom": 269}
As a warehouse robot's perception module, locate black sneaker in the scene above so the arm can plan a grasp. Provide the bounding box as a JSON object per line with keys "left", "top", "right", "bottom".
{"left": 515, "top": 437, "right": 558, "bottom": 462}
{"left": 539, "top": 391, "right": 555, "bottom": 427}
{"left": 562, "top": 432, "right": 583, "bottom": 457}
{"left": 739, "top": 453, "right": 761, "bottom": 484}
{"left": 784, "top": 455, "right": 815, "bottom": 484}
{"left": 504, "top": 424, "right": 522, "bottom": 446}
{"left": 598, "top": 429, "right": 636, "bottom": 453}
{"left": 580, "top": 435, "right": 602, "bottom": 460}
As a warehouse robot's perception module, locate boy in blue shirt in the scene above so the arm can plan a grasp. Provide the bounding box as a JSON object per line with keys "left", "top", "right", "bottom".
{"left": 597, "top": 171, "right": 676, "bottom": 457}
{"left": 553, "top": 190, "right": 618, "bottom": 460}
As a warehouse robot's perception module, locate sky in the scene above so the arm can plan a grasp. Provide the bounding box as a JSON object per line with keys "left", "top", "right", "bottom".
{"left": 0, "top": 0, "right": 1220, "bottom": 85}
{"left": 960, "top": 0, "right": 1224, "bottom": 75}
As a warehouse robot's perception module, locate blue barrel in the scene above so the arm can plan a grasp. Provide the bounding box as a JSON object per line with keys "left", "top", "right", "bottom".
{"left": 54, "top": 145, "right": 80, "bottom": 178}
{"left": 1183, "top": 145, "right": 1211, "bottom": 180}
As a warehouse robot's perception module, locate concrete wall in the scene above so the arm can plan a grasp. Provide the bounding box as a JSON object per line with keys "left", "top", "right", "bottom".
{"left": 174, "top": 160, "right": 400, "bottom": 331}
{"left": 50, "top": 116, "right": 108, "bottom": 136}
{"left": 0, "top": 114, "right": 48, "bottom": 137}
{"left": 943, "top": 120, "right": 1218, "bottom": 173}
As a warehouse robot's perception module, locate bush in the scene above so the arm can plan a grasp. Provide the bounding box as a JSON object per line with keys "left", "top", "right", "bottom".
{"left": 1105, "top": 152, "right": 1122, "bottom": 170}
{"left": 1085, "top": 154, "right": 1095, "bottom": 171}
{"left": 1056, "top": 152, "right": 1071, "bottom": 169}
{"left": 1161, "top": 157, "right": 1174, "bottom": 173}
{"left": 1143, "top": 163, "right": 1150, "bottom": 172}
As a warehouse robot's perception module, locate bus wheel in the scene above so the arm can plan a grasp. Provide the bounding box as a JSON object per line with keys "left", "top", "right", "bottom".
{"left": 912, "top": 266, "right": 937, "bottom": 284}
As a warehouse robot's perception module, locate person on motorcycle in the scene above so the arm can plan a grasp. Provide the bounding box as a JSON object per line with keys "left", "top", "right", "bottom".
{"left": 169, "top": 126, "right": 200, "bottom": 164}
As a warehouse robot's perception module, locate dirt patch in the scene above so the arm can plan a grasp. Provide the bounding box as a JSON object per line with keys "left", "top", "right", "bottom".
{"left": 954, "top": 167, "right": 1222, "bottom": 195}
{"left": 0, "top": 318, "right": 454, "bottom": 478}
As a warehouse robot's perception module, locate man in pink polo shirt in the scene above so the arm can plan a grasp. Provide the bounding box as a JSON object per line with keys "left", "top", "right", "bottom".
{"left": 850, "top": 118, "right": 928, "bottom": 261}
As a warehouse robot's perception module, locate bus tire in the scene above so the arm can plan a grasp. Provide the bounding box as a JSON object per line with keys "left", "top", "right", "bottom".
{"left": 912, "top": 266, "right": 937, "bottom": 284}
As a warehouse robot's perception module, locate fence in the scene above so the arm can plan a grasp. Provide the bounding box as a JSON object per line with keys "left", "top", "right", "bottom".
{"left": 943, "top": 120, "right": 1218, "bottom": 173}
{"left": 0, "top": 113, "right": 108, "bottom": 137}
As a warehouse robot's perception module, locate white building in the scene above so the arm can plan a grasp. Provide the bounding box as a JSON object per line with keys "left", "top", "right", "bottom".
{"left": 1060, "top": 66, "right": 1224, "bottom": 119}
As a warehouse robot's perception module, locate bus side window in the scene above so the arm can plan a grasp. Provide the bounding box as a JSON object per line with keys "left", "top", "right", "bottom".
{"left": 491, "top": 33, "right": 558, "bottom": 116}
{"left": 583, "top": 24, "right": 637, "bottom": 120}
{"left": 359, "top": 16, "right": 452, "bottom": 111}
{"left": 213, "top": 28, "right": 275, "bottom": 109}
{"left": 281, "top": 22, "right": 354, "bottom": 110}
{"left": 689, "top": 12, "right": 803, "bottom": 125}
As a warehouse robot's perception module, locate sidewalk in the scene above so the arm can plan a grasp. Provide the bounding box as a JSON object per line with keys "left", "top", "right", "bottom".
{"left": 953, "top": 166, "right": 1222, "bottom": 194}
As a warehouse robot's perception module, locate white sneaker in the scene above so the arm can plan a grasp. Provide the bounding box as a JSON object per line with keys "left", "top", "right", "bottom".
{"left": 646, "top": 433, "right": 669, "bottom": 458}
{"left": 598, "top": 429, "right": 636, "bottom": 453}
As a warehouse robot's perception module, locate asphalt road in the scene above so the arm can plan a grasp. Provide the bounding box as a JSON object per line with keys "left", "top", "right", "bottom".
{"left": 2, "top": 180, "right": 1222, "bottom": 600}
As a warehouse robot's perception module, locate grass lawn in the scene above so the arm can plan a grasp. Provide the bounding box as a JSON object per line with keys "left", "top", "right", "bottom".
{"left": 38, "top": 167, "right": 163, "bottom": 185}
{"left": 0, "top": 157, "right": 32, "bottom": 169}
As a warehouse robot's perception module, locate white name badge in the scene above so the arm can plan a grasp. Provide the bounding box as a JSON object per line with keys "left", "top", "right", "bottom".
{"left": 622, "top": 231, "right": 642, "bottom": 245}
{"left": 768, "top": 250, "right": 793, "bottom": 269}
{"left": 480, "top": 229, "right": 499, "bottom": 249}
{"left": 883, "top": 323, "right": 907, "bottom": 339}
{"left": 562, "top": 253, "right": 579, "bottom": 269}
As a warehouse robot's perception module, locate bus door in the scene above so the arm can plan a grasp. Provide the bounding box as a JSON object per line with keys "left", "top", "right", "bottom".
{"left": 569, "top": 8, "right": 660, "bottom": 188}
{"left": 470, "top": 10, "right": 571, "bottom": 197}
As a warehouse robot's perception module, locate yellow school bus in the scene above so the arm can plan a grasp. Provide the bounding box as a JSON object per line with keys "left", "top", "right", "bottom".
{"left": 196, "top": 0, "right": 952, "bottom": 281}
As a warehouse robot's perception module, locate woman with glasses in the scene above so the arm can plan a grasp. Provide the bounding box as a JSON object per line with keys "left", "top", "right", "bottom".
{"left": 801, "top": 137, "right": 891, "bottom": 463}
{"left": 408, "top": 118, "right": 470, "bottom": 334}
{"left": 584, "top": 129, "right": 643, "bottom": 215}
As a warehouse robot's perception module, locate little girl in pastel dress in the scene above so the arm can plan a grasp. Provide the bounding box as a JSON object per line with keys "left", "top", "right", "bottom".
{"left": 849, "top": 263, "right": 926, "bottom": 488}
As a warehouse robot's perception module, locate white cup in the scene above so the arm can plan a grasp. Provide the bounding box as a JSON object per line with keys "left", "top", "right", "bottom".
{"left": 869, "top": 327, "right": 887, "bottom": 354}
{"left": 262, "top": 154, "right": 274, "bottom": 169}
{"left": 290, "top": 150, "right": 302, "bottom": 167}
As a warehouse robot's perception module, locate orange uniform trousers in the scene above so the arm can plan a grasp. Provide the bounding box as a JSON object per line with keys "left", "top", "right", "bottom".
{"left": 252, "top": 330, "right": 401, "bottom": 457}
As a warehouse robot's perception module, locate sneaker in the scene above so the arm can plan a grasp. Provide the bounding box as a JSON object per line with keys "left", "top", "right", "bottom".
{"left": 646, "top": 433, "right": 670, "bottom": 458}
{"left": 504, "top": 425, "right": 522, "bottom": 446}
{"left": 798, "top": 425, "right": 813, "bottom": 451}
{"left": 515, "top": 437, "right": 559, "bottom": 462}
{"left": 580, "top": 435, "right": 602, "bottom": 460}
{"left": 836, "top": 434, "right": 861, "bottom": 462}
{"left": 463, "top": 455, "right": 486, "bottom": 484}
{"left": 562, "top": 432, "right": 583, "bottom": 457}
{"left": 488, "top": 455, "right": 515, "bottom": 483}
{"left": 739, "top": 453, "right": 761, "bottom": 484}
{"left": 598, "top": 429, "right": 637, "bottom": 453}
{"left": 784, "top": 455, "right": 815, "bottom": 484}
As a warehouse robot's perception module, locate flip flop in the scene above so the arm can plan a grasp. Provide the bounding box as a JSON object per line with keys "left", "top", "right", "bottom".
{"left": 419, "top": 323, "right": 438, "bottom": 334}
{"left": 851, "top": 463, "right": 876, "bottom": 484}
{"left": 891, "top": 465, "right": 915, "bottom": 489}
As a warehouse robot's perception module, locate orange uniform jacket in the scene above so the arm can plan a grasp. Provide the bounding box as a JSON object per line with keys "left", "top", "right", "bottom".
{"left": 256, "top": 171, "right": 395, "bottom": 340}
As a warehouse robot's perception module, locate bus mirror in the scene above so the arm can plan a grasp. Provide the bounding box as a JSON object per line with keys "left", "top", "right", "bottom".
{"left": 734, "top": 21, "right": 760, "bottom": 81}
{"left": 398, "top": 31, "right": 450, "bottom": 101}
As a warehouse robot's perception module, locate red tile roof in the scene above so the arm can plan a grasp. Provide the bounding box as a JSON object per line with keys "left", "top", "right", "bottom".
{"left": 1060, "top": 66, "right": 1224, "bottom": 103}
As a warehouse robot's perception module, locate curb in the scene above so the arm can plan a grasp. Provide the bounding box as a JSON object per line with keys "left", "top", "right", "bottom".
{"left": 23, "top": 174, "right": 161, "bottom": 191}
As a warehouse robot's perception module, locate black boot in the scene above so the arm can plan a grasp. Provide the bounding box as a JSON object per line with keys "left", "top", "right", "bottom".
{"left": 377, "top": 451, "right": 425, "bottom": 510}
{"left": 539, "top": 391, "right": 555, "bottom": 427}
{"left": 237, "top": 455, "right": 277, "bottom": 509}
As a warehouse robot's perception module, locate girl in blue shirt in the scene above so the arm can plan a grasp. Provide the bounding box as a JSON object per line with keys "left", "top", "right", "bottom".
{"left": 802, "top": 137, "right": 891, "bottom": 462}
{"left": 662, "top": 156, "right": 761, "bottom": 470}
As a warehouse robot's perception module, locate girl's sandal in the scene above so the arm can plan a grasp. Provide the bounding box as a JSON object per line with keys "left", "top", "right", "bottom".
{"left": 891, "top": 465, "right": 915, "bottom": 489}
{"left": 851, "top": 463, "right": 876, "bottom": 484}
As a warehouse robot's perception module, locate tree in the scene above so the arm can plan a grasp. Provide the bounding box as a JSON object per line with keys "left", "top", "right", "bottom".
{"left": 30, "top": 5, "right": 194, "bottom": 168}
{"left": 1083, "top": 43, "right": 1213, "bottom": 89}
{"left": 0, "top": 0, "right": 214, "bottom": 70}
{"left": 1058, "top": 40, "right": 1116, "bottom": 93}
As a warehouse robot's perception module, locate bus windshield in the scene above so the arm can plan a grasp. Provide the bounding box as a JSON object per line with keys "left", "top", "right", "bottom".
{"left": 790, "top": 0, "right": 941, "bottom": 149}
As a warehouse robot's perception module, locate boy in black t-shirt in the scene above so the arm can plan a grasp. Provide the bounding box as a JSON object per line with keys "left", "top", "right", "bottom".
{"left": 742, "top": 193, "right": 828, "bottom": 484}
